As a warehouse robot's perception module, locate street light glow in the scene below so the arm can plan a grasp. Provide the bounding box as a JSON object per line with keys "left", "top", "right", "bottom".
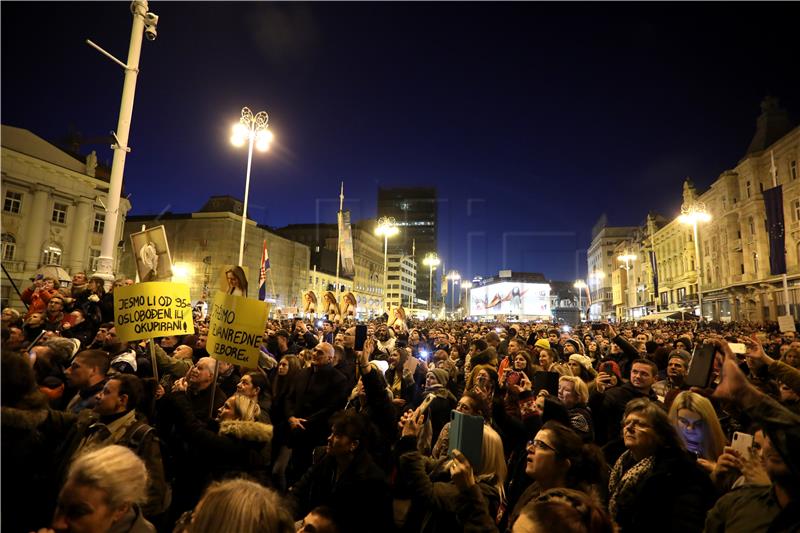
{"left": 678, "top": 203, "right": 712, "bottom": 225}
{"left": 573, "top": 280, "right": 587, "bottom": 289}
{"left": 375, "top": 216, "right": 400, "bottom": 237}
{"left": 460, "top": 281, "right": 473, "bottom": 289}
{"left": 423, "top": 252, "right": 440, "bottom": 268}
{"left": 446, "top": 270, "right": 461, "bottom": 282}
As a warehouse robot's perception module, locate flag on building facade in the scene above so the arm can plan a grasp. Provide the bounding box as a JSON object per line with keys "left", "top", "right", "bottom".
{"left": 338, "top": 210, "right": 355, "bottom": 277}
{"left": 649, "top": 250, "right": 659, "bottom": 305}
{"left": 764, "top": 185, "right": 787, "bottom": 275}
{"left": 258, "top": 240, "right": 271, "bottom": 301}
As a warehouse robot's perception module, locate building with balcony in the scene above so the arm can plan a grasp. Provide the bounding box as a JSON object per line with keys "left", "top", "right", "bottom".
{"left": 1, "top": 125, "right": 131, "bottom": 309}
{"left": 695, "top": 98, "right": 799, "bottom": 321}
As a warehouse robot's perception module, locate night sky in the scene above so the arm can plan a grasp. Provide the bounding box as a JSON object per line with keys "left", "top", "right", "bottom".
{"left": 3, "top": 2, "right": 798, "bottom": 283}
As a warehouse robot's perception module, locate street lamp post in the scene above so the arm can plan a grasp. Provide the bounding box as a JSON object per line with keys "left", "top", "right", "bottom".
{"left": 375, "top": 217, "right": 399, "bottom": 311}
{"left": 678, "top": 202, "right": 711, "bottom": 318}
{"left": 230, "top": 107, "right": 273, "bottom": 267}
{"left": 461, "top": 280, "right": 472, "bottom": 316}
{"left": 445, "top": 271, "right": 461, "bottom": 314}
{"left": 90, "top": 0, "right": 159, "bottom": 285}
{"left": 573, "top": 280, "right": 587, "bottom": 320}
{"left": 422, "top": 252, "right": 440, "bottom": 314}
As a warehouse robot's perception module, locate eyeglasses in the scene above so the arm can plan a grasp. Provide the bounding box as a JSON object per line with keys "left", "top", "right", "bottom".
{"left": 527, "top": 439, "right": 557, "bottom": 453}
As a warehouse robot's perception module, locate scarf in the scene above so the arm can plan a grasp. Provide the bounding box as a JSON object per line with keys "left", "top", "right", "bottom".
{"left": 608, "top": 450, "right": 656, "bottom": 519}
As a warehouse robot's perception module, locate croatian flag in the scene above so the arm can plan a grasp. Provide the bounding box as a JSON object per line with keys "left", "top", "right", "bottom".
{"left": 258, "top": 240, "right": 271, "bottom": 301}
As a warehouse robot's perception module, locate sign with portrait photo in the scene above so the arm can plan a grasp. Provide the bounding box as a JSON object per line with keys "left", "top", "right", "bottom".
{"left": 130, "top": 226, "right": 174, "bottom": 282}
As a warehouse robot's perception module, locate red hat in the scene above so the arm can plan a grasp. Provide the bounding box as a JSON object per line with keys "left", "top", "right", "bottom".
{"left": 600, "top": 360, "right": 622, "bottom": 381}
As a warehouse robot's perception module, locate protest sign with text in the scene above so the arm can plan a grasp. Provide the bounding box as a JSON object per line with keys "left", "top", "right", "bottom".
{"left": 115, "top": 282, "right": 195, "bottom": 343}
{"left": 207, "top": 291, "right": 270, "bottom": 369}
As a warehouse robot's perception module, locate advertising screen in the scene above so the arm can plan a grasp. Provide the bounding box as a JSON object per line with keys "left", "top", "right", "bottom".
{"left": 469, "top": 282, "right": 550, "bottom": 317}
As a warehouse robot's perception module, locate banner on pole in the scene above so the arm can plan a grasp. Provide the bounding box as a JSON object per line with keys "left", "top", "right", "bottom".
{"left": 338, "top": 210, "right": 356, "bottom": 277}
{"left": 114, "top": 282, "right": 194, "bottom": 343}
{"left": 763, "top": 185, "right": 787, "bottom": 275}
{"left": 207, "top": 291, "right": 270, "bottom": 369}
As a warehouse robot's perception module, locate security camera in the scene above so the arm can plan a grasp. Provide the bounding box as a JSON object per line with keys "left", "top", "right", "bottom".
{"left": 144, "top": 12, "right": 158, "bottom": 41}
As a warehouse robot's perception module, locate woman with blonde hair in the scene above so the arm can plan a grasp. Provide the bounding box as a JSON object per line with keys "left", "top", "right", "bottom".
{"left": 53, "top": 445, "right": 154, "bottom": 532}
{"left": 668, "top": 391, "right": 727, "bottom": 471}
{"left": 178, "top": 478, "right": 294, "bottom": 533}
{"left": 558, "top": 375, "right": 594, "bottom": 442}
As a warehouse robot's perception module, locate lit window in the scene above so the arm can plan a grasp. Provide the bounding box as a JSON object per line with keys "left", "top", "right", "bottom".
{"left": 42, "top": 244, "right": 62, "bottom": 265}
{"left": 89, "top": 249, "right": 101, "bottom": 271}
{"left": 93, "top": 212, "right": 105, "bottom": 233}
{"left": 52, "top": 202, "right": 68, "bottom": 224}
{"left": 1, "top": 233, "right": 16, "bottom": 261}
{"left": 3, "top": 191, "right": 22, "bottom": 214}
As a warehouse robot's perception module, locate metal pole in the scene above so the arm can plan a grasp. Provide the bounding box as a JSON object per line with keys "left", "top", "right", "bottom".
{"left": 95, "top": 0, "right": 149, "bottom": 286}
{"left": 238, "top": 130, "right": 255, "bottom": 266}
{"left": 335, "top": 182, "right": 343, "bottom": 298}
{"left": 383, "top": 235, "right": 388, "bottom": 311}
{"left": 428, "top": 265, "right": 433, "bottom": 314}
{"left": 693, "top": 222, "right": 703, "bottom": 318}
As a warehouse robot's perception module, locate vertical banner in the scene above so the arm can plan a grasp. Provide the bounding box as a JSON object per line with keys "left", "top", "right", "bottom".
{"left": 338, "top": 210, "right": 356, "bottom": 277}
{"left": 763, "top": 185, "right": 787, "bottom": 275}
{"left": 207, "top": 291, "right": 270, "bottom": 369}
{"left": 114, "top": 282, "right": 194, "bottom": 343}
{"left": 649, "top": 250, "right": 660, "bottom": 303}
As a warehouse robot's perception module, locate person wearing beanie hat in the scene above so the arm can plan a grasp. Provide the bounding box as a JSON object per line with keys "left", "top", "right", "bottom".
{"left": 597, "top": 359, "right": 623, "bottom": 383}
{"left": 534, "top": 338, "right": 551, "bottom": 351}
{"left": 563, "top": 338, "right": 584, "bottom": 356}
{"left": 652, "top": 350, "right": 690, "bottom": 404}
{"left": 568, "top": 354, "right": 597, "bottom": 383}
{"left": 675, "top": 337, "right": 694, "bottom": 353}
{"left": 416, "top": 368, "right": 458, "bottom": 447}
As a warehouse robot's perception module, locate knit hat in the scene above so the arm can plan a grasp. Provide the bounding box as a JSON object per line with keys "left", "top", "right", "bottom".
{"left": 599, "top": 359, "right": 622, "bottom": 381}
{"left": 428, "top": 368, "right": 449, "bottom": 386}
{"left": 569, "top": 354, "right": 594, "bottom": 372}
{"left": 668, "top": 349, "right": 691, "bottom": 366}
{"left": 564, "top": 339, "right": 584, "bottom": 355}
{"left": 534, "top": 338, "right": 551, "bottom": 351}
{"left": 675, "top": 337, "right": 693, "bottom": 352}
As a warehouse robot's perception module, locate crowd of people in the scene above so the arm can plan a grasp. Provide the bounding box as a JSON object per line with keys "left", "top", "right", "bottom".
{"left": 2, "top": 271, "right": 800, "bottom": 532}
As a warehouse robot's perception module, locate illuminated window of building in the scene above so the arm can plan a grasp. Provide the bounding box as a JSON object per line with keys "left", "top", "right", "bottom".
{"left": 42, "top": 244, "right": 62, "bottom": 266}
{"left": 1, "top": 233, "right": 16, "bottom": 261}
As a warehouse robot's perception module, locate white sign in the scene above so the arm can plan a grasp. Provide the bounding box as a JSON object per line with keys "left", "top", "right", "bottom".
{"left": 778, "top": 314, "right": 796, "bottom": 332}
{"left": 470, "top": 282, "right": 551, "bottom": 317}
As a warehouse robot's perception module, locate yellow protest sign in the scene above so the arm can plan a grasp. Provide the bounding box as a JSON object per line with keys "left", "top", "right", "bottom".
{"left": 207, "top": 291, "right": 270, "bottom": 369}
{"left": 114, "top": 282, "right": 195, "bottom": 343}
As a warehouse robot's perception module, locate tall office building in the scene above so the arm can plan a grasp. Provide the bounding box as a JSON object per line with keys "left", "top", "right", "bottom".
{"left": 377, "top": 187, "right": 437, "bottom": 304}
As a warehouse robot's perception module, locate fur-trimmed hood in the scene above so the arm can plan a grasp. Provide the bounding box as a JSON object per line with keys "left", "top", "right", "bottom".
{"left": 1, "top": 406, "right": 49, "bottom": 430}
{"left": 218, "top": 420, "right": 273, "bottom": 443}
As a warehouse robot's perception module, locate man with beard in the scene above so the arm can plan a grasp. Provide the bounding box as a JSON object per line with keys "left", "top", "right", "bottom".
{"left": 56, "top": 374, "right": 169, "bottom": 517}
{"left": 372, "top": 324, "right": 395, "bottom": 359}
{"left": 652, "top": 350, "right": 690, "bottom": 405}
{"left": 42, "top": 295, "right": 66, "bottom": 332}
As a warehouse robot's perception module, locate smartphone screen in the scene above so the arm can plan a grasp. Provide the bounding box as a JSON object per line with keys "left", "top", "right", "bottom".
{"left": 354, "top": 324, "right": 368, "bottom": 351}
{"left": 685, "top": 343, "right": 716, "bottom": 388}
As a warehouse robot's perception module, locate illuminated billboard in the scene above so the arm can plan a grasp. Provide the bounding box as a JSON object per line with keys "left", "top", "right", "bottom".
{"left": 469, "top": 282, "right": 551, "bottom": 317}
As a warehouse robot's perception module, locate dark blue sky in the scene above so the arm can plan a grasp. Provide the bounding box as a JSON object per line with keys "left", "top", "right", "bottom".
{"left": 3, "top": 2, "right": 798, "bottom": 282}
